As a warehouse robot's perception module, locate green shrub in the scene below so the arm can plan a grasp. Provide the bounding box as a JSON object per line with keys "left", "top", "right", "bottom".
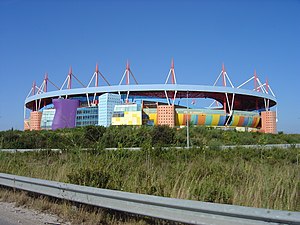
{"left": 67, "top": 168, "right": 110, "bottom": 189}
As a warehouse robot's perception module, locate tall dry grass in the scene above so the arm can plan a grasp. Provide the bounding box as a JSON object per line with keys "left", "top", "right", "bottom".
{"left": 0, "top": 147, "right": 299, "bottom": 211}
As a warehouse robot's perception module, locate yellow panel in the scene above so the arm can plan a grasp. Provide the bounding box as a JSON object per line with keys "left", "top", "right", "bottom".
{"left": 211, "top": 114, "right": 220, "bottom": 126}
{"left": 112, "top": 117, "right": 121, "bottom": 125}
{"left": 177, "top": 113, "right": 184, "bottom": 126}
{"left": 136, "top": 113, "right": 142, "bottom": 125}
{"left": 111, "top": 110, "right": 142, "bottom": 126}
{"left": 231, "top": 115, "right": 240, "bottom": 126}
{"left": 149, "top": 113, "right": 157, "bottom": 125}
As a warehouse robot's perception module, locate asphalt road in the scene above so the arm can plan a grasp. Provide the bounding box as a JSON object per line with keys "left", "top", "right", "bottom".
{"left": 0, "top": 217, "right": 17, "bottom": 225}
{"left": 0, "top": 201, "right": 67, "bottom": 225}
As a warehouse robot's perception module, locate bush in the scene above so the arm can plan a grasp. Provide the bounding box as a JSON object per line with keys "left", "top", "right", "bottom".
{"left": 84, "top": 125, "right": 106, "bottom": 143}
{"left": 1, "top": 126, "right": 300, "bottom": 149}
{"left": 67, "top": 168, "right": 110, "bottom": 189}
{"left": 151, "top": 125, "right": 175, "bottom": 146}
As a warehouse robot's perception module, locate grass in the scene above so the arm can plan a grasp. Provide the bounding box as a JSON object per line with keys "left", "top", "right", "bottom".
{"left": 0, "top": 147, "right": 299, "bottom": 212}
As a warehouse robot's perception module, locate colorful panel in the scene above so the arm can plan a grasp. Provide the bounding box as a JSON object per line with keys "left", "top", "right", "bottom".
{"left": 198, "top": 114, "right": 206, "bottom": 125}
{"left": 218, "top": 115, "right": 226, "bottom": 126}
{"left": 252, "top": 117, "right": 260, "bottom": 128}
{"left": 230, "top": 115, "right": 240, "bottom": 126}
{"left": 182, "top": 114, "right": 186, "bottom": 125}
{"left": 237, "top": 116, "right": 245, "bottom": 127}
{"left": 205, "top": 115, "right": 213, "bottom": 125}
{"left": 243, "top": 117, "right": 249, "bottom": 127}
{"left": 112, "top": 111, "right": 142, "bottom": 125}
{"left": 174, "top": 112, "right": 260, "bottom": 128}
{"left": 251, "top": 117, "right": 257, "bottom": 127}
{"left": 211, "top": 114, "right": 220, "bottom": 126}
{"left": 30, "top": 111, "right": 43, "bottom": 130}
{"left": 191, "top": 114, "right": 198, "bottom": 125}
{"left": 247, "top": 117, "right": 253, "bottom": 127}
{"left": 52, "top": 99, "right": 80, "bottom": 130}
{"left": 176, "top": 113, "right": 183, "bottom": 126}
{"left": 149, "top": 113, "right": 157, "bottom": 125}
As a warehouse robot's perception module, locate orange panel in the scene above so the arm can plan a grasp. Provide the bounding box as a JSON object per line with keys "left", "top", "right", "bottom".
{"left": 30, "top": 111, "right": 42, "bottom": 131}
{"left": 252, "top": 117, "right": 260, "bottom": 128}
{"left": 237, "top": 116, "right": 245, "bottom": 127}
{"left": 157, "top": 105, "right": 175, "bottom": 127}
{"left": 187, "top": 114, "right": 191, "bottom": 124}
{"left": 198, "top": 114, "right": 206, "bottom": 125}
{"left": 261, "top": 111, "right": 276, "bottom": 134}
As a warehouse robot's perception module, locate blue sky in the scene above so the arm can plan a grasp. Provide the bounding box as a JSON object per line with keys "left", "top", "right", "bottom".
{"left": 0, "top": 0, "right": 299, "bottom": 133}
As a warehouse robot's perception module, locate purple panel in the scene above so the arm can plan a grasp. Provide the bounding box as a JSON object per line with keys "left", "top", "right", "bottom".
{"left": 52, "top": 99, "right": 80, "bottom": 130}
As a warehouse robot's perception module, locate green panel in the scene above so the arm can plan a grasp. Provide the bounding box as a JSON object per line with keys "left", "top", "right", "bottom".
{"left": 247, "top": 117, "right": 253, "bottom": 127}
{"left": 205, "top": 115, "right": 213, "bottom": 125}
{"left": 191, "top": 114, "right": 198, "bottom": 125}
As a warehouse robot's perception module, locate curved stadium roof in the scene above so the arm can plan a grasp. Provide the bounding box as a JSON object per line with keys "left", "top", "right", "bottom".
{"left": 25, "top": 83, "right": 277, "bottom": 112}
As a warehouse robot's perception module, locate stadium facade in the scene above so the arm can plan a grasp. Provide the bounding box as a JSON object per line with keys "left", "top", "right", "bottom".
{"left": 24, "top": 61, "right": 277, "bottom": 133}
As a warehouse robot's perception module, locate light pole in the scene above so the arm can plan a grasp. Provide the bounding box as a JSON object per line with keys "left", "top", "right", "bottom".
{"left": 186, "top": 90, "right": 190, "bottom": 148}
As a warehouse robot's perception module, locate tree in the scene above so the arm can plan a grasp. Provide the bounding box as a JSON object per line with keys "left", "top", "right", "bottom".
{"left": 151, "top": 125, "right": 175, "bottom": 146}
{"left": 84, "top": 126, "right": 106, "bottom": 143}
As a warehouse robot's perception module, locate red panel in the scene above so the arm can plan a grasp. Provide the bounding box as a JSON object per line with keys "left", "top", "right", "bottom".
{"left": 237, "top": 116, "right": 245, "bottom": 127}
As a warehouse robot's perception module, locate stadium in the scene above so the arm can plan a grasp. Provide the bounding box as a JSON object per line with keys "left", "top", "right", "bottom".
{"left": 24, "top": 60, "right": 277, "bottom": 133}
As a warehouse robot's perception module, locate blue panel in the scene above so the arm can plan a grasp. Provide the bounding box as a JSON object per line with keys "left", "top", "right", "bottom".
{"left": 243, "top": 117, "right": 249, "bottom": 127}
{"left": 218, "top": 116, "right": 226, "bottom": 126}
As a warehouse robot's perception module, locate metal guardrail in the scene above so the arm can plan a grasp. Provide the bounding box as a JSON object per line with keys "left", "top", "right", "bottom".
{"left": 220, "top": 143, "right": 300, "bottom": 150}
{"left": 0, "top": 173, "right": 299, "bottom": 225}
{"left": 0, "top": 148, "right": 63, "bottom": 153}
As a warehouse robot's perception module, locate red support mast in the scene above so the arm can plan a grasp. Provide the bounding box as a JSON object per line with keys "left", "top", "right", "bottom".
{"left": 32, "top": 81, "right": 36, "bottom": 95}
{"left": 118, "top": 60, "right": 138, "bottom": 85}
{"left": 254, "top": 70, "right": 259, "bottom": 109}
{"left": 222, "top": 63, "right": 227, "bottom": 113}
{"left": 126, "top": 60, "right": 130, "bottom": 85}
{"left": 171, "top": 58, "right": 175, "bottom": 84}
{"left": 254, "top": 70, "right": 258, "bottom": 91}
{"left": 43, "top": 73, "right": 48, "bottom": 107}
{"left": 95, "top": 63, "right": 99, "bottom": 87}
{"left": 68, "top": 66, "right": 72, "bottom": 89}
{"left": 44, "top": 73, "right": 48, "bottom": 93}
{"left": 222, "top": 63, "right": 226, "bottom": 87}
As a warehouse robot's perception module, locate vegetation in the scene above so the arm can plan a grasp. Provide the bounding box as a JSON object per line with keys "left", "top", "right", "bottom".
{"left": 0, "top": 126, "right": 299, "bottom": 219}
{"left": 1, "top": 125, "right": 300, "bottom": 149}
{"left": 0, "top": 145, "right": 299, "bottom": 211}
